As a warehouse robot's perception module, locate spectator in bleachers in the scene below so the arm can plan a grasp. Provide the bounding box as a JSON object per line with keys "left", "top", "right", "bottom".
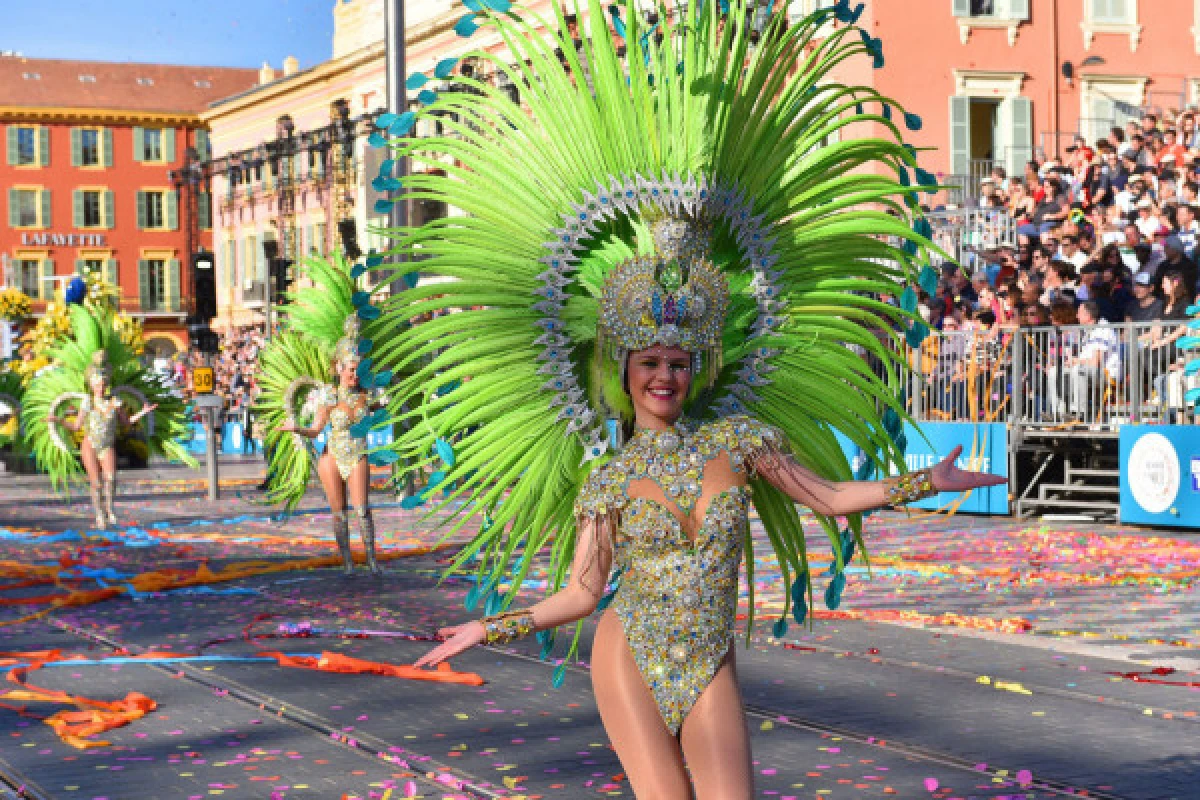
{"left": 1160, "top": 234, "right": 1197, "bottom": 297}
{"left": 1047, "top": 301, "right": 1118, "bottom": 421}
{"left": 1173, "top": 204, "right": 1199, "bottom": 258}
{"left": 1126, "top": 271, "right": 1164, "bottom": 323}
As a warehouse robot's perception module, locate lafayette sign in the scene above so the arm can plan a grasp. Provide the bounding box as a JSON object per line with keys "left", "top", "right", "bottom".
{"left": 19, "top": 232, "right": 108, "bottom": 247}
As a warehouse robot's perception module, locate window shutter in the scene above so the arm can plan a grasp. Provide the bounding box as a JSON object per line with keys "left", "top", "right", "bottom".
{"left": 164, "top": 128, "right": 176, "bottom": 163}
{"left": 38, "top": 127, "right": 49, "bottom": 166}
{"left": 105, "top": 259, "right": 119, "bottom": 296}
{"left": 305, "top": 224, "right": 314, "bottom": 255}
{"left": 198, "top": 191, "right": 212, "bottom": 230}
{"left": 75, "top": 259, "right": 86, "bottom": 275}
{"left": 167, "top": 259, "right": 181, "bottom": 311}
{"left": 138, "top": 260, "right": 151, "bottom": 309}
{"left": 71, "top": 128, "right": 82, "bottom": 167}
{"left": 133, "top": 127, "right": 145, "bottom": 162}
{"left": 949, "top": 96, "right": 971, "bottom": 176}
{"left": 102, "top": 128, "right": 113, "bottom": 167}
{"left": 103, "top": 190, "right": 115, "bottom": 229}
{"left": 257, "top": 239, "right": 267, "bottom": 282}
{"left": 1008, "top": 96, "right": 1033, "bottom": 180}
{"left": 166, "top": 191, "right": 179, "bottom": 230}
{"left": 1008, "top": 0, "right": 1029, "bottom": 20}
{"left": 195, "top": 129, "right": 210, "bottom": 161}
{"left": 5, "top": 127, "right": 16, "bottom": 166}
{"left": 40, "top": 189, "right": 51, "bottom": 228}
{"left": 314, "top": 152, "right": 325, "bottom": 180}
{"left": 136, "top": 191, "right": 148, "bottom": 229}
{"left": 73, "top": 189, "right": 84, "bottom": 228}
{"left": 40, "top": 258, "right": 54, "bottom": 301}
{"left": 952, "top": 0, "right": 971, "bottom": 16}
{"left": 7, "top": 188, "right": 17, "bottom": 228}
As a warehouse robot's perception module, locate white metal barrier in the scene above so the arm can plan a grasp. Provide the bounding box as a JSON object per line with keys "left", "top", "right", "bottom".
{"left": 909, "top": 322, "right": 1198, "bottom": 429}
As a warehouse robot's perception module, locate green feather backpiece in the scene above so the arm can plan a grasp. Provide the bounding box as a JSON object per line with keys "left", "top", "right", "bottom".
{"left": 22, "top": 305, "right": 195, "bottom": 492}
{"left": 371, "top": 0, "right": 940, "bottom": 653}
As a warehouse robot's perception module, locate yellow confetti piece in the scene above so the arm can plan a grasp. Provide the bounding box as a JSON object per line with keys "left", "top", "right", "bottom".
{"left": 1143, "top": 708, "right": 1154, "bottom": 715}
{"left": 454, "top": 712, "right": 469, "bottom": 719}
{"left": 976, "top": 675, "right": 992, "bottom": 684}
{"left": 760, "top": 720, "right": 775, "bottom": 731}
{"left": 994, "top": 680, "right": 1032, "bottom": 695}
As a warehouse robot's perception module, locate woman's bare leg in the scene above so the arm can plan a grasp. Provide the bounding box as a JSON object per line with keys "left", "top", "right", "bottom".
{"left": 99, "top": 447, "right": 118, "bottom": 525}
{"left": 680, "top": 649, "right": 754, "bottom": 800}
{"left": 347, "top": 457, "right": 380, "bottom": 573}
{"left": 80, "top": 440, "right": 105, "bottom": 529}
{"left": 591, "top": 611, "right": 692, "bottom": 799}
{"left": 317, "top": 454, "right": 353, "bottom": 572}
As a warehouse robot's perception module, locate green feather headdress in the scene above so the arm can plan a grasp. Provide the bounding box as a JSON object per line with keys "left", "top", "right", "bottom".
{"left": 371, "top": 0, "right": 942, "bottom": 666}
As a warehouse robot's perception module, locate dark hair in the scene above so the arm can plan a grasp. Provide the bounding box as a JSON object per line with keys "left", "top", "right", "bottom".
{"left": 1110, "top": 127, "right": 1126, "bottom": 143}
{"left": 975, "top": 309, "right": 996, "bottom": 326}
{"left": 1079, "top": 300, "right": 1100, "bottom": 319}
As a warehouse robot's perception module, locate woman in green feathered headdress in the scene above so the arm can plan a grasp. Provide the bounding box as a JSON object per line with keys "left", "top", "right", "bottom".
{"left": 23, "top": 305, "right": 192, "bottom": 529}
{"left": 258, "top": 254, "right": 393, "bottom": 575}
{"left": 377, "top": 0, "right": 1004, "bottom": 792}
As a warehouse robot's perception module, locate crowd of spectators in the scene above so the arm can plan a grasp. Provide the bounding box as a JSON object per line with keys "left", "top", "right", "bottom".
{"left": 916, "top": 109, "right": 1200, "bottom": 424}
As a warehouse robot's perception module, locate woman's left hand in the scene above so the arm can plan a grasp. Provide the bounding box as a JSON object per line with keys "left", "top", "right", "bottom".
{"left": 930, "top": 445, "right": 1008, "bottom": 493}
{"left": 143, "top": 403, "right": 158, "bottom": 415}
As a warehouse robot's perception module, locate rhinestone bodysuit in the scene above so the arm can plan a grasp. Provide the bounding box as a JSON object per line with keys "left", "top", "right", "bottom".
{"left": 80, "top": 396, "right": 121, "bottom": 456}
{"left": 575, "top": 415, "right": 786, "bottom": 734}
{"left": 324, "top": 386, "right": 370, "bottom": 480}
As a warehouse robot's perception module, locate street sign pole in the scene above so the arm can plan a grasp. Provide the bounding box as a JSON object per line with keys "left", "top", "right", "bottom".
{"left": 193, "top": 355, "right": 222, "bottom": 502}
{"left": 206, "top": 406, "right": 220, "bottom": 502}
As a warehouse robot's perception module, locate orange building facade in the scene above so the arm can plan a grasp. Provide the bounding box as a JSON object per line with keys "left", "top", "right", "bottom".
{"left": 0, "top": 58, "right": 257, "bottom": 356}
{"left": 830, "top": 0, "right": 1200, "bottom": 185}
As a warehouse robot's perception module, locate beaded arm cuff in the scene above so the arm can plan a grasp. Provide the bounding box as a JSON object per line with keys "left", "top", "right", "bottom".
{"left": 481, "top": 610, "right": 536, "bottom": 645}
{"left": 885, "top": 467, "right": 937, "bottom": 506}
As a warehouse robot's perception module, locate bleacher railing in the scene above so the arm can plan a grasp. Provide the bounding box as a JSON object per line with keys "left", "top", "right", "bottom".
{"left": 923, "top": 208, "right": 1017, "bottom": 267}
{"left": 908, "top": 321, "right": 1197, "bottom": 430}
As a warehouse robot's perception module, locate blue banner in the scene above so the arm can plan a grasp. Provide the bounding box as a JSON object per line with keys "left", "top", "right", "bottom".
{"left": 836, "top": 422, "right": 1009, "bottom": 515}
{"left": 1119, "top": 425, "right": 1200, "bottom": 529}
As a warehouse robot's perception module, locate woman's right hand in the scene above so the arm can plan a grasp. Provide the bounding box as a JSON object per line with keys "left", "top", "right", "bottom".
{"left": 413, "top": 621, "right": 486, "bottom": 669}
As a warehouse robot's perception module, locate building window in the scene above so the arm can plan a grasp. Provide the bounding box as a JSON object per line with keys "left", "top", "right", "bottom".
{"left": 17, "top": 260, "right": 42, "bottom": 298}
{"left": 79, "top": 258, "right": 105, "bottom": 275}
{"left": 1082, "top": 0, "right": 1141, "bottom": 49}
{"left": 8, "top": 188, "right": 49, "bottom": 228}
{"left": 137, "top": 190, "right": 176, "bottom": 230}
{"left": 7, "top": 125, "right": 48, "bottom": 167}
{"left": 13, "top": 189, "right": 39, "bottom": 227}
{"left": 80, "top": 129, "right": 100, "bottom": 166}
{"left": 141, "top": 259, "right": 166, "bottom": 310}
{"left": 82, "top": 191, "right": 102, "bottom": 227}
{"left": 143, "top": 129, "right": 163, "bottom": 162}
{"left": 15, "top": 127, "right": 36, "bottom": 165}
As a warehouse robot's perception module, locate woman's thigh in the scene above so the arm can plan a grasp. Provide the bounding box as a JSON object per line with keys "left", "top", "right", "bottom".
{"left": 99, "top": 446, "right": 116, "bottom": 478}
{"left": 317, "top": 454, "right": 346, "bottom": 511}
{"left": 591, "top": 611, "right": 691, "bottom": 800}
{"left": 80, "top": 440, "right": 100, "bottom": 486}
{"left": 680, "top": 649, "right": 753, "bottom": 800}
{"left": 347, "top": 457, "right": 370, "bottom": 509}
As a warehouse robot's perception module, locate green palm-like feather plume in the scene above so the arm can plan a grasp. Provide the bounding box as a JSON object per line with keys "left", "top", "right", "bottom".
{"left": 0, "top": 368, "right": 26, "bottom": 457}
{"left": 372, "top": 0, "right": 939, "bottom": 649}
{"left": 23, "top": 305, "right": 194, "bottom": 491}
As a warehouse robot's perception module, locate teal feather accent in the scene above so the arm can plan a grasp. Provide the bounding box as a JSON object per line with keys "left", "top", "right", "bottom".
{"left": 454, "top": 13, "right": 479, "bottom": 37}
{"left": 367, "top": 131, "right": 387, "bottom": 148}
{"left": 434, "top": 58, "right": 460, "bottom": 79}
{"left": 551, "top": 662, "right": 567, "bottom": 688}
{"left": 406, "top": 73, "right": 428, "bottom": 90}
{"left": 435, "top": 437, "right": 456, "bottom": 466}
{"left": 373, "top": 199, "right": 393, "bottom": 213}
{"left": 772, "top": 618, "right": 788, "bottom": 638}
{"left": 375, "top": 113, "right": 397, "bottom": 129}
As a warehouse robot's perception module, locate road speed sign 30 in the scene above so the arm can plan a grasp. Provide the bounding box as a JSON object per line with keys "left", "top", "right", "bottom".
{"left": 193, "top": 366, "right": 215, "bottom": 394}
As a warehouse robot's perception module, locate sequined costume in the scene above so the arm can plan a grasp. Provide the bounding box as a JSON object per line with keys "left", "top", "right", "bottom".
{"left": 80, "top": 395, "right": 121, "bottom": 456}
{"left": 575, "top": 416, "right": 784, "bottom": 732}
{"left": 323, "top": 386, "right": 371, "bottom": 480}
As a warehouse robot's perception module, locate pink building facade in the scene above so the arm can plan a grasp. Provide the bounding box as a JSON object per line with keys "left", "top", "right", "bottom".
{"left": 832, "top": 0, "right": 1200, "bottom": 185}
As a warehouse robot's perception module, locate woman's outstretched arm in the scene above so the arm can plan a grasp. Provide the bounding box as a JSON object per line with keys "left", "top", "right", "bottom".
{"left": 415, "top": 515, "right": 615, "bottom": 668}
{"left": 279, "top": 405, "right": 331, "bottom": 439}
{"left": 755, "top": 445, "right": 1007, "bottom": 518}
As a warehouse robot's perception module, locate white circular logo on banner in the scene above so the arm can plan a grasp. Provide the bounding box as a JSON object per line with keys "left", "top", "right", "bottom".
{"left": 1128, "top": 433, "right": 1180, "bottom": 514}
